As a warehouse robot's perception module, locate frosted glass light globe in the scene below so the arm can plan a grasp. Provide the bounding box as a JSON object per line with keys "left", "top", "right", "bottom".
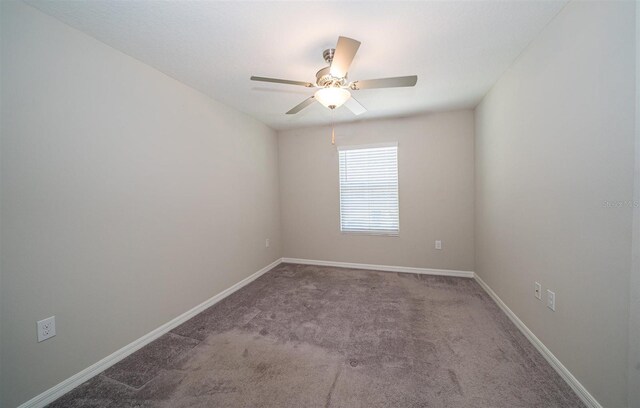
{"left": 314, "top": 87, "right": 351, "bottom": 109}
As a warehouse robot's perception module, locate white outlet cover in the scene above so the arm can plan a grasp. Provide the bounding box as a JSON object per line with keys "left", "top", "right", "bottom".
{"left": 546, "top": 290, "right": 556, "bottom": 311}
{"left": 37, "top": 316, "right": 56, "bottom": 342}
{"left": 535, "top": 282, "right": 542, "bottom": 300}
{"left": 435, "top": 240, "right": 442, "bottom": 250}
{"left": 265, "top": 239, "right": 270, "bottom": 248}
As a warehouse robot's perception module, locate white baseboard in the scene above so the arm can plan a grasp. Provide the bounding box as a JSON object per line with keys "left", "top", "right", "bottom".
{"left": 473, "top": 273, "right": 602, "bottom": 408}
{"left": 17, "top": 258, "right": 283, "bottom": 408}
{"left": 17, "top": 259, "right": 598, "bottom": 408}
{"left": 282, "top": 257, "right": 474, "bottom": 278}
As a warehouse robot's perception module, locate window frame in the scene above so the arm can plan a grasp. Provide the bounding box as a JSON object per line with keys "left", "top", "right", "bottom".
{"left": 337, "top": 142, "right": 400, "bottom": 237}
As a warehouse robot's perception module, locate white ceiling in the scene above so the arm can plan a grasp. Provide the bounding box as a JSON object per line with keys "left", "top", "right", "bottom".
{"left": 27, "top": 0, "right": 567, "bottom": 130}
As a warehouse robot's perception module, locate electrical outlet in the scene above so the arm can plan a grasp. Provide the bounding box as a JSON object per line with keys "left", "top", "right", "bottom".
{"left": 435, "top": 240, "right": 442, "bottom": 250}
{"left": 265, "top": 238, "right": 270, "bottom": 248}
{"left": 535, "top": 282, "right": 542, "bottom": 300}
{"left": 37, "top": 316, "right": 56, "bottom": 342}
{"left": 546, "top": 290, "right": 556, "bottom": 311}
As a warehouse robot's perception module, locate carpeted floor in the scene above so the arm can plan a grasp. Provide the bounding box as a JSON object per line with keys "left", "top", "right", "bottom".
{"left": 48, "top": 263, "right": 584, "bottom": 408}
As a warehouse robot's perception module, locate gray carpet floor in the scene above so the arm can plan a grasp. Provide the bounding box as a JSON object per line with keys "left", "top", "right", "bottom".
{"left": 48, "top": 263, "right": 584, "bottom": 408}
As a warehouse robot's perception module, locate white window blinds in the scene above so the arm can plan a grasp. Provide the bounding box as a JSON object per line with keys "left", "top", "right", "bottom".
{"left": 338, "top": 144, "right": 399, "bottom": 235}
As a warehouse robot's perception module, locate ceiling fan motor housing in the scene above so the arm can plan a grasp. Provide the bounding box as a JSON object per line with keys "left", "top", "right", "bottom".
{"left": 316, "top": 49, "right": 348, "bottom": 88}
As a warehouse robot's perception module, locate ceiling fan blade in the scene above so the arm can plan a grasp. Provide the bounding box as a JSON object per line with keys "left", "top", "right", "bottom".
{"left": 251, "top": 76, "right": 314, "bottom": 88}
{"left": 350, "top": 75, "right": 418, "bottom": 90}
{"left": 330, "top": 36, "right": 361, "bottom": 78}
{"left": 344, "top": 96, "right": 367, "bottom": 116}
{"left": 286, "top": 96, "right": 316, "bottom": 114}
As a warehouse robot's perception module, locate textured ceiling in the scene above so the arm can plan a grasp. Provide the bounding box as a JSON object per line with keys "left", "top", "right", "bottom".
{"left": 27, "top": 0, "right": 567, "bottom": 130}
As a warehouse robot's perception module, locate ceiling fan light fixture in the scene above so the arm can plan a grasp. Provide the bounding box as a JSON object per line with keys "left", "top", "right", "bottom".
{"left": 314, "top": 87, "right": 351, "bottom": 110}
{"left": 250, "top": 36, "right": 417, "bottom": 116}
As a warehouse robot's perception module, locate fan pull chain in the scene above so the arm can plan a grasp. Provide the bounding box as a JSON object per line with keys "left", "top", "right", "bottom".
{"left": 331, "top": 109, "right": 336, "bottom": 145}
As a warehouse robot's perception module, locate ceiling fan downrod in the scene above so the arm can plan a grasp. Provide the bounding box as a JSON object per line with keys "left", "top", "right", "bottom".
{"left": 323, "top": 48, "right": 335, "bottom": 64}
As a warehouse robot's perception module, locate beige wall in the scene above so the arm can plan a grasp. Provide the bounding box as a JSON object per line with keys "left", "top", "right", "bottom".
{"left": 278, "top": 111, "right": 474, "bottom": 272}
{"left": 0, "top": 2, "right": 282, "bottom": 406}
{"left": 630, "top": 3, "right": 640, "bottom": 407}
{"left": 475, "top": 1, "right": 636, "bottom": 407}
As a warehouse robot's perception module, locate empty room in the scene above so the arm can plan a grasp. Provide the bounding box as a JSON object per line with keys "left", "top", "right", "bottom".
{"left": 1, "top": 0, "right": 638, "bottom": 407}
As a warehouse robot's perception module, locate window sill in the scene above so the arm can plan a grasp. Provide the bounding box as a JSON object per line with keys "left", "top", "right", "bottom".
{"left": 340, "top": 230, "right": 399, "bottom": 237}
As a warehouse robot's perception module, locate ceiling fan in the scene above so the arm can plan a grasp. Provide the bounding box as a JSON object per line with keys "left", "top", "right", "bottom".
{"left": 250, "top": 36, "right": 418, "bottom": 116}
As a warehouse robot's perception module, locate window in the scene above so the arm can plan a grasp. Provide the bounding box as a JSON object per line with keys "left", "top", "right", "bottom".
{"left": 338, "top": 144, "right": 399, "bottom": 235}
